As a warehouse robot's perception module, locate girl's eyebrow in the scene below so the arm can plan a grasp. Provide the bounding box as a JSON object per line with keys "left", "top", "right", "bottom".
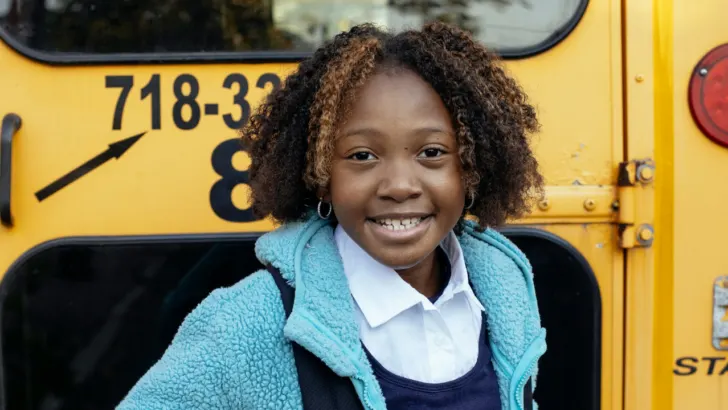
{"left": 339, "top": 127, "right": 384, "bottom": 139}
{"left": 339, "top": 126, "right": 452, "bottom": 139}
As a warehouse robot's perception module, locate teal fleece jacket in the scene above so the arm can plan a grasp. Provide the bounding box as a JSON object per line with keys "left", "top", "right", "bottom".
{"left": 117, "top": 216, "right": 546, "bottom": 410}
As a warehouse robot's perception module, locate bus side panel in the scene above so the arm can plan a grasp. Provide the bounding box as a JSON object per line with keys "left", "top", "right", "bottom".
{"left": 671, "top": 0, "right": 728, "bottom": 408}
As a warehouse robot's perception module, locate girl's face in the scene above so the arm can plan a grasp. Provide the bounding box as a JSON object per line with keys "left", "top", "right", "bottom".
{"left": 328, "top": 68, "right": 466, "bottom": 269}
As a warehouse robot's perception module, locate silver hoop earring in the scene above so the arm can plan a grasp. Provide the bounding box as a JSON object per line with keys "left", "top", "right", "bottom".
{"left": 465, "top": 194, "right": 475, "bottom": 210}
{"left": 317, "top": 199, "right": 332, "bottom": 219}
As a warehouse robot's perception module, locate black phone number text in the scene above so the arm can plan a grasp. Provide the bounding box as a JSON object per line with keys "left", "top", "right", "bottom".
{"left": 105, "top": 73, "right": 282, "bottom": 131}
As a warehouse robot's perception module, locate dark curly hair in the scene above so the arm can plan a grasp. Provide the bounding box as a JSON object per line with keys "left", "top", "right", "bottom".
{"left": 241, "top": 21, "right": 543, "bottom": 229}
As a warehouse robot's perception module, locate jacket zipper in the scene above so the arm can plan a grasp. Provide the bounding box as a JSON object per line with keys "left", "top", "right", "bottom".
{"left": 515, "top": 359, "right": 539, "bottom": 410}
{"left": 512, "top": 331, "right": 547, "bottom": 410}
{"left": 352, "top": 373, "right": 377, "bottom": 410}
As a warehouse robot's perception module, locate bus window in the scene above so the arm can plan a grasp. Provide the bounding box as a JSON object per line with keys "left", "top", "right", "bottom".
{"left": 0, "top": 0, "right": 587, "bottom": 58}
{"left": 0, "top": 237, "right": 263, "bottom": 410}
{"left": 0, "top": 230, "right": 600, "bottom": 410}
{"left": 0, "top": 0, "right": 9, "bottom": 18}
{"left": 505, "top": 228, "right": 601, "bottom": 410}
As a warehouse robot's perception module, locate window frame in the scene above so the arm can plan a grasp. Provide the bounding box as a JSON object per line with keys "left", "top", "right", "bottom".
{"left": 0, "top": 0, "right": 589, "bottom": 65}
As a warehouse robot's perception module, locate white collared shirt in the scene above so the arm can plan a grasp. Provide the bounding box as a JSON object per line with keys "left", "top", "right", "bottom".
{"left": 335, "top": 225, "right": 485, "bottom": 384}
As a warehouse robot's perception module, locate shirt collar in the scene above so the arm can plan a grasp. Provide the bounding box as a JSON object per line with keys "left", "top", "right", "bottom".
{"left": 335, "top": 225, "right": 484, "bottom": 329}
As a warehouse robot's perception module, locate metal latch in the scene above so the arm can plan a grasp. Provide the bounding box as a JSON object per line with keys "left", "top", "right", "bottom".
{"left": 714, "top": 276, "right": 728, "bottom": 350}
{"left": 616, "top": 159, "right": 655, "bottom": 249}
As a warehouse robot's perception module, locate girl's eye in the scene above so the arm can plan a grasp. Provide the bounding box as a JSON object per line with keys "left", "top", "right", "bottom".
{"left": 349, "top": 151, "right": 376, "bottom": 161}
{"left": 419, "top": 148, "right": 444, "bottom": 158}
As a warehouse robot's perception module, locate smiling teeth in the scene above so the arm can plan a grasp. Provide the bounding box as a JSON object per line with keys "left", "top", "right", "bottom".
{"left": 377, "top": 217, "right": 425, "bottom": 231}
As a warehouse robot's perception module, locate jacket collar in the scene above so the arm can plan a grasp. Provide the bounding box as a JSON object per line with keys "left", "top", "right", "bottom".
{"left": 254, "top": 214, "right": 542, "bottom": 378}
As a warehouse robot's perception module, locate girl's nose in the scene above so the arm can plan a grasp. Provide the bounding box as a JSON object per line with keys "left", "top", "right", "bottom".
{"left": 376, "top": 160, "right": 423, "bottom": 203}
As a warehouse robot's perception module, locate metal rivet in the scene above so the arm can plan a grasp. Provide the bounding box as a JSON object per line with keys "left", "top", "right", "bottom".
{"left": 700, "top": 68, "right": 708, "bottom": 76}
{"left": 639, "top": 228, "right": 653, "bottom": 242}
{"left": 584, "top": 199, "right": 596, "bottom": 211}
{"left": 636, "top": 224, "right": 655, "bottom": 246}
{"left": 637, "top": 164, "right": 655, "bottom": 183}
{"left": 635, "top": 74, "right": 645, "bottom": 83}
{"left": 537, "top": 199, "right": 550, "bottom": 211}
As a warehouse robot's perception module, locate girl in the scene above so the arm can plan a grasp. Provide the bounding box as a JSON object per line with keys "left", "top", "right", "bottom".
{"left": 119, "top": 21, "right": 546, "bottom": 410}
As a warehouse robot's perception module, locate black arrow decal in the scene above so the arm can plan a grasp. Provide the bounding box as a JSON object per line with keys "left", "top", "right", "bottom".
{"left": 35, "top": 132, "right": 146, "bottom": 202}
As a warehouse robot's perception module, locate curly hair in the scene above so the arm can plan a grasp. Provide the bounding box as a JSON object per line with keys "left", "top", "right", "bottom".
{"left": 241, "top": 21, "right": 543, "bottom": 229}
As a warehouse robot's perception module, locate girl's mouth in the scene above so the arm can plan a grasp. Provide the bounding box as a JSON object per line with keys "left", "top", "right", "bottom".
{"left": 365, "top": 214, "right": 434, "bottom": 244}
{"left": 373, "top": 216, "right": 427, "bottom": 231}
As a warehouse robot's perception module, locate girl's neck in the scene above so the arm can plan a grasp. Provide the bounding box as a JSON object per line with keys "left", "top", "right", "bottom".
{"left": 395, "top": 249, "right": 442, "bottom": 299}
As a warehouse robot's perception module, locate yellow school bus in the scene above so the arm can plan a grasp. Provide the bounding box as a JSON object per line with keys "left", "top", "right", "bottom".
{"left": 0, "top": 0, "right": 726, "bottom": 409}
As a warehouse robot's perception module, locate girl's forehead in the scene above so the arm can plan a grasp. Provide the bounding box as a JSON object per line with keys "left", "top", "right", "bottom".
{"left": 344, "top": 70, "right": 451, "bottom": 127}
{"left": 355, "top": 70, "right": 434, "bottom": 101}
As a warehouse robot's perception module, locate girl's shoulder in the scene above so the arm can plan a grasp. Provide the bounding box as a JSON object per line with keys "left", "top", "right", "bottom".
{"left": 458, "top": 221, "right": 532, "bottom": 273}
{"left": 157, "top": 268, "right": 288, "bottom": 364}
{"left": 194, "top": 268, "right": 286, "bottom": 334}
{"left": 118, "top": 269, "right": 295, "bottom": 409}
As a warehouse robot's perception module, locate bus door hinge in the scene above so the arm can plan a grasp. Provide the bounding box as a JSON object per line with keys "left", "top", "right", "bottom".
{"left": 616, "top": 159, "right": 655, "bottom": 249}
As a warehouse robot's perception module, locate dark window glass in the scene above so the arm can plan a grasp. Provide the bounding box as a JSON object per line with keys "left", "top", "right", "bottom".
{"left": 0, "top": 0, "right": 586, "bottom": 55}
{"left": 1, "top": 238, "right": 262, "bottom": 410}
{"left": 508, "top": 231, "right": 601, "bottom": 410}
{"left": 0, "top": 230, "right": 599, "bottom": 410}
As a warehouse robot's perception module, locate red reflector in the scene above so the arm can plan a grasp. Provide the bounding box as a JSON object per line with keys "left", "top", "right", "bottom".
{"left": 689, "top": 43, "right": 728, "bottom": 147}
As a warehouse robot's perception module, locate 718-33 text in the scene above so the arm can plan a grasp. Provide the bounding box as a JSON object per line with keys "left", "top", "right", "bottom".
{"left": 104, "top": 72, "right": 282, "bottom": 223}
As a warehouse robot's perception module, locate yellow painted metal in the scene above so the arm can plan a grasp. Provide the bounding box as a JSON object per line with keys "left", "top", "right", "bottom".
{"left": 606, "top": 1, "right": 627, "bottom": 405}
{"left": 517, "top": 185, "right": 617, "bottom": 224}
{"left": 622, "top": 1, "right": 658, "bottom": 410}
{"left": 623, "top": 0, "right": 728, "bottom": 407}
{"left": 669, "top": 0, "right": 728, "bottom": 407}
{"left": 0, "top": 52, "right": 283, "bottom": 271}
{"left": 651, "top": 0, "right": 675, "bottom": 409}
{"left": 618, "top": 187, "right": 635, "bottom": 225}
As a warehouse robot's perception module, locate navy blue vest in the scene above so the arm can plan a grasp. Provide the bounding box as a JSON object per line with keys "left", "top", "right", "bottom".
{"left": 363, "top": 314, "right": 501, "bottom": 410}
{"left": 362, "top": 248, "right": 502, "bottom": 410}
